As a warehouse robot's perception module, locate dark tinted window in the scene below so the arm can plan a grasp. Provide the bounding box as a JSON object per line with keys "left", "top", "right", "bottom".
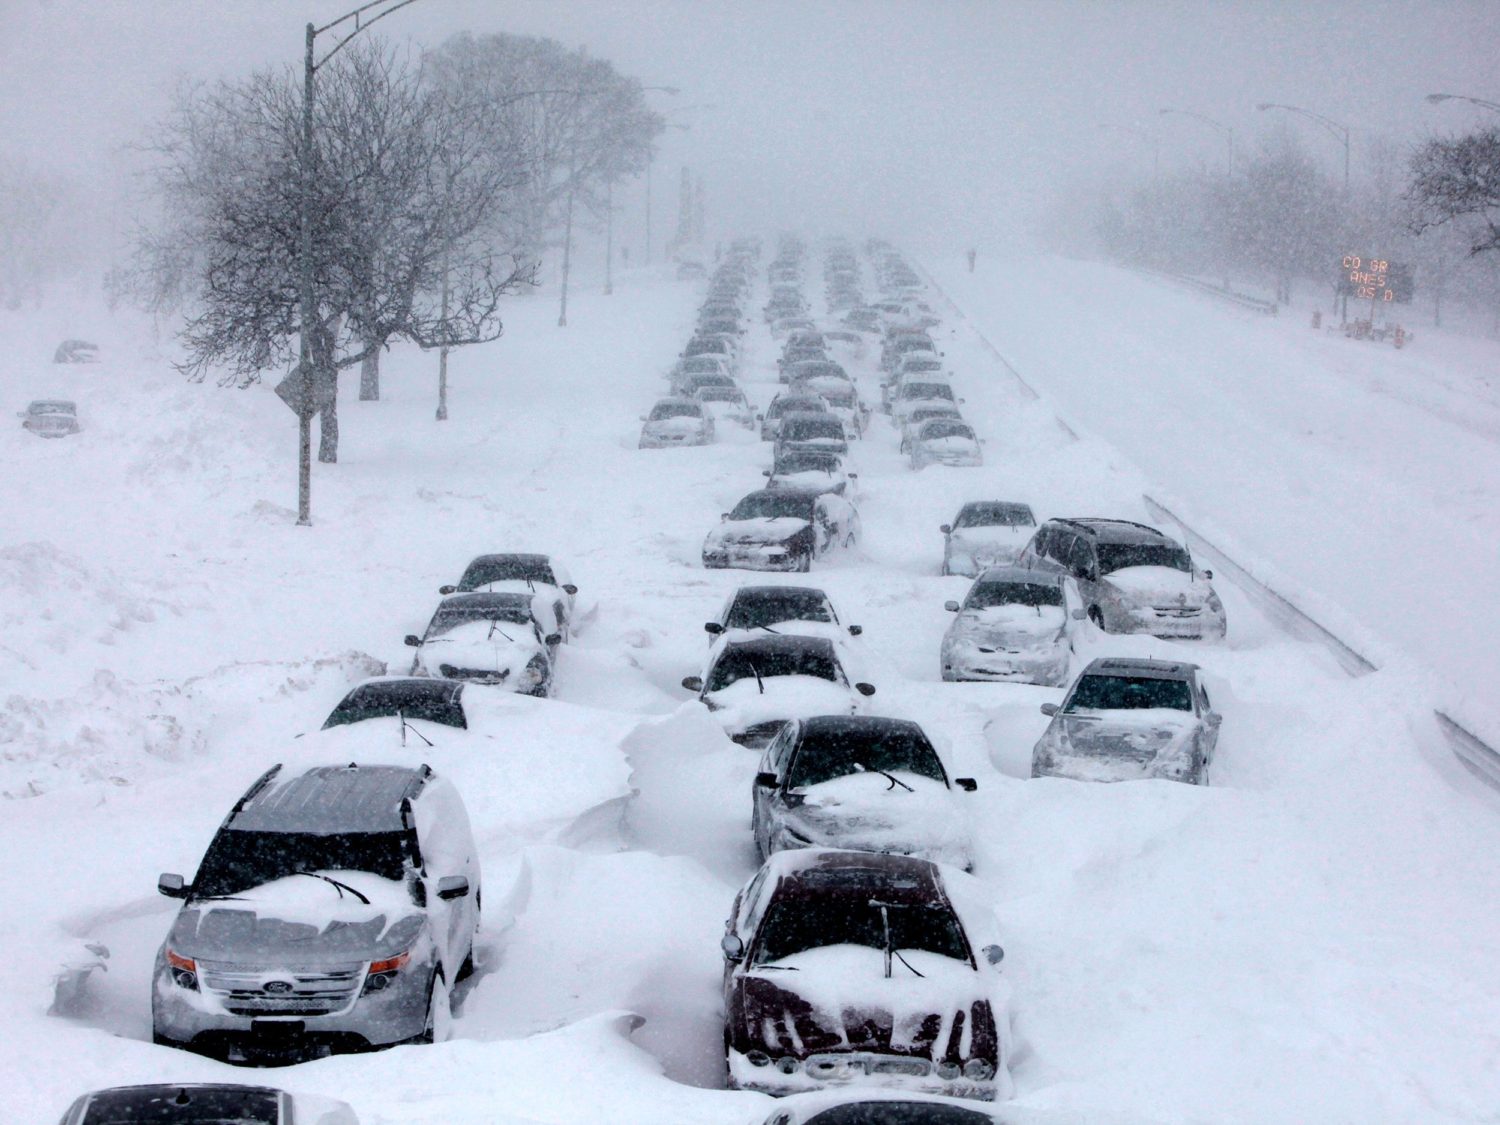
{"left": 956, "top": 503, "right": 1034, "bottom": 529}
{"left": 965, "top": 581, "right": 1062, "bottom": 610}
{"left": 901, "top": 383, "right": 954, "bottom": 402}
{"left": 755, "top": 898, "right": 969, "bottom": 964}
{"left": 730, "top": 492, "right": 816, "bottom": 520}
{"left": 1096, "top": 542, "right": 1191, "bottom": 574}
{"left": 1067, "top": 674, "right": 1193, "bottom": 712}
{"left": 773, "top": 452, "right": 841, "bottom": 475}
{"left": 323, "top": 681, "right": 466, "bottom": 729}
{"left": 770, "top": 397, "right": 825, "bottom": 417}
{"left": 458, "top": 556, "right": 556, "bottom": 589}
{"left": 650, "top": 402, "right": 701, "bottom": 420}
{"left": 788, "top": 725, "right": 947, "bottom": 788}
{"left": 782, "top": 416, "right": 845, "bottom": 441}
{"left": 706, "top": 644, "right": 840, "bottom": 692}
{"left": 917, "top": 420, "right": 974, "bottom": 441}
{"left": 192, "top": 828, "right": 414, "bottom": 899}
{"left": 77, "top": 1088, "right": 281, "bottom": 1125}
{"left": 425, "top": 600, "right": 532, "bottom": 638}
{"left": 726, "top": 589, "right": 834, "bottom": 630}
{"left": 804, "top": 1104, "right": 996, "bottom": 1125}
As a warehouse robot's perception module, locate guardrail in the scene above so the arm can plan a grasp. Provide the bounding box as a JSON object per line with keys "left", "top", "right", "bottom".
{"left": 1134, "top": 267, "right": 1280, "bottom": 316}
{"left": 1143, "top": 494, "right": 1500, "bottom": 791}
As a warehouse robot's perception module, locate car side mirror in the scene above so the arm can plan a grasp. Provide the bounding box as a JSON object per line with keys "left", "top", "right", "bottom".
{"left": 762, "top": 469, "right": 770, "bottom": 477}
{"left": 944, "top": 600, "right": 961, "bottom": 612}
{"left": 682, "top": 675, "right": 704, "bottom": 692}
{"left": 1203, "top": 569, "right": 1214, "bottom": 581}
{"left": 721, "top": 512, "right": 729, "bottom": 521}
{"left": 848, "top": 472, "right": 858, "bottom": 479}
{"left": 704, "top": 622, "right": 724, "bottom": 635}
{"left": 755, "top": 771, "right": 777, "bottom": 788}
{"left": 982, "top": 944, "right": 1004, "bottom": 966}
{"left": 158, "top": 873, "right": 189, "bottom": 899}
{"left": 545, "top": 633, "right": 563, "bottom": 647}
{"left": 847, "top": 625, "right": 862, "bottom": 636}
{"left": 563, "top": 584, "right": 578, "bottom": 595}
{"left": 940, "top": 524, "right": 952, "bottom": 534}
{"left": 955, "top": 777, "right": 978, "bottom": 792}
{"left": 721, "top": 933, "right": 745, "bottom": 962}
{"left": 436, "top": 875, "right": 470, "bottom": 901}
{"left": 1040, "top": 702, "right": 1059, "bottom": 716}
{"left": 404, "top": 634, "right": 422, "bottom": 647}
{"left": 855, "top": 682, "right": 876, "bottom": 696}
{"left": 1205, "top": 712, "right": 1223, "bottom": 727}
{"left": 438, "top": 584, "right": 457, "bottom": 595}
{"left": 1070, "top": 608, "right": 1086, "bottom": 620}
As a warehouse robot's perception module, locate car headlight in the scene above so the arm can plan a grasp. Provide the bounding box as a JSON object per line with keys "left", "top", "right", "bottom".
{"left": 165, "top": 949, "right": 198, "bottom": 992}
{"left": 361, "top": 950, "right": 412, "bottom": 995}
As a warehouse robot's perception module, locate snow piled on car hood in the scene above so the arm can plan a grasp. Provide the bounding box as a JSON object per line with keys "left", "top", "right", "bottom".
{"left": 706, "top": 516, "right": 809, "bottom": 545}
{"left": 789, "top": 772, "right": 969, "bottom": 861}
{"left": 956, "top": 605, "right": 1066, "bottom": 642}
{"left": 704, "top": 676, "right": 857, "bottom": 731}
{"left": 1104, "top": 566, "right": 1208, "bottom": 601}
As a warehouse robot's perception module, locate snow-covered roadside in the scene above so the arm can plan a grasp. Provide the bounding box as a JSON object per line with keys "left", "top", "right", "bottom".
{"left": 2, "top": 250, "right": 1499, "bottom": 1125}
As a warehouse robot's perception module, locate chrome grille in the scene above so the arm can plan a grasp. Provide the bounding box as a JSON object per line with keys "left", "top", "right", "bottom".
{"left": 199, "top": 961, "right": 364, "bottom": 1017}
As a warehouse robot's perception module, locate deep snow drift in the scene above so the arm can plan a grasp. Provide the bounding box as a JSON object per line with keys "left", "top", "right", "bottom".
{"left": 3, "top": 251, "right": 1499, "bottom": 1125}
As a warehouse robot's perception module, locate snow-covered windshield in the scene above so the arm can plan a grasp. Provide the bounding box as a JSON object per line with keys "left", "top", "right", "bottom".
{"left": 918, "top": 420, "right": 974, "bottom": 441}
{"left": 191, "top": 827, "right": 412, "bottom": 899}
{"left": 323, "top": 681, "right": 466, "bottom": 729}
{"left": 966, "top": 581, "right": 1061, "bottom": 610}
{"left": 774, "top": 452, "right": 841, "bottom": 475}
{"left": 77, "top": 1086, "right": 281, "bottom": 1125}
{"left": 770, "top": 397, "right": 825, "bottom": 417}
{"left": 459, "top": 556, "right": 556, "bottom": 588}
{"left": 782, "top": 416, "right": 846, "bottom": 441}
{"left": 902, "top": 382, "right": 955, "bottom": 402}
{"left": 957, "top": 502, "right": 1034, "bottom": 529}
{"left": 681, "top": 357, "right": 722, "bottom": 373}
{"left": 788, "top": 726, "right": 947, "bottom": 788}
{"left": 1067, "top": 674, "right": 1193, "bottom": 712}
{"left": 902, "top": 358, "right": 944, "bottom": 372}
{"left": 425, "top": 601, "right": 532, "bottom": 637}
{"left": 730, "top": 492, "right": 816, "bottom": 520}
{"left": 649, "top": 402, "right": 701, "bottom": 421}
{"left": 707, "top": 644, "right": 840, "bottom": 692}
{"left": 697, "top": 387, "right": 740, "bottom": 402}
{"left": 1097, "top": 542, "right": 1191, "bottom": 574}
{"left": 754, "top": 898, "right": 969, "bottom": 964}
{"left": 726, "top": 589, "right": 834, "bottom": 629}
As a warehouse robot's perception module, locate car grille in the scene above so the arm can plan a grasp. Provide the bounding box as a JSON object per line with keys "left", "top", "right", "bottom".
{"left": 1151, "top": 606, "right": 1203, "bottom": 618}
{"left": 199, "top": 962, "right": 365, "bottom": 1017}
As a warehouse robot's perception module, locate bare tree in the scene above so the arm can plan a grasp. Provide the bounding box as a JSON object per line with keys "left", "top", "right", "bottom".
{"left": 1407, "top": 127, "right": 1500, "bottom": 257}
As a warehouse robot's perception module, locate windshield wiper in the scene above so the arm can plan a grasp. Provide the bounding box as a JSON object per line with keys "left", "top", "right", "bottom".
{"left": 855, "top": 762, "right": 914, "bottom": 792}
{"left": 751, "top": 661, "right": 765, "bottom": 694}
{"left": 753, "top": 623, "right": 782, "bottom": 635}
{"left": 397, "top": 709, "right": 434, "bottom": 748}
{"left": 485, "top": 617, "right": 515, "bottom": 643}
{"left": 874, "top": 902, "right": 925, "bottom": 979}
{"left": 290, "top": 872, "right": 371, "bottom": 905}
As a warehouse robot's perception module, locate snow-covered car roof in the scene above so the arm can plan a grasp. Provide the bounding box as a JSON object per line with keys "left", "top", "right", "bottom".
{"left": 1054, "top": 517, "right": 1177, "bottom": 545}
{"left": 25, "top": 399, "right": 77, "bottom": 415}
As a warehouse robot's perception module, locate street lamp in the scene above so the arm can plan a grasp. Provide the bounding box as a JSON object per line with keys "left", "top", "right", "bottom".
{"left": 1159, "top": 106, "right": 1235, "bottom": 176}
{"left": 645, "top": 121, "right": 692, "bottom": 265}
{"left": 1257, "top": 102, "right": 1351, "bottom": 190}
{"left": 1097, "top": 122, "right": 1159, "bottom": 181}
{"left": 291, "top": 0, "right": 422, "bottom": 527}
{"left": 1424, "top": 92, "right": 1500, "bottom": 112}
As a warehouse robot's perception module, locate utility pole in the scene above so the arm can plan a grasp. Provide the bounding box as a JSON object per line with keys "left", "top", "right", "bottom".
{"left": 558, "top": 142, "right": 577, "bottom": 327}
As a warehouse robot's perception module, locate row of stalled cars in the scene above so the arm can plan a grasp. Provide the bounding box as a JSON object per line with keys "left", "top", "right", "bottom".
{"left": 670, "top": 238, "right": 1019, "bottom": 1119}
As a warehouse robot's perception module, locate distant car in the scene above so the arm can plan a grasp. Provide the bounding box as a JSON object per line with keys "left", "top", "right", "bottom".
{"left": 843, "top": 307, "right": 882, "bottom": 333}
{"left": 640, "top": 397, "right": 715, "bottom": 448}
{"left": 766, "top": 450, "right": 857, "bottom": 497}
{"left": 890, "top": 381, "right": 960, "bottom": 425}
{"left": 704, "top": 584, "right": 862, "bottom": 645}
{"left": 53, "top": 338, "right": 99, "bottom": 364}
{"left": 774, "top": 413, "right": 850, "bottom": 460}
{"left": 703, "top": 487, "right": 859, "bottom": 572}
{"left": 1031, "top": 657, "right": 1222, "bottom": 784}
{"left": 815, "top": 382, "right": 868, "bottom": 439}
{"left": 56, "top": 1085, "right": 358, "bottom": 1125}
{"left": 941, "top": 502, "right": 1037, "bottom": 576}
{"left": 758, "top": 1090, "right": 1010, "bottom": 1124}
{"left": 694, "top": 384, "right": 757, "bottom": 429}
{"left": 751, "top": 715, "right": 977, "bottom": 868}
{"left": 683, "top": 334, "right": 737, "bottom": 370}
{"left": 669, "top": 354, "right": 734, "bottom": 392}
{"left": 910, "top": 418, "right": 983, "bottom": 469}
{"left": 405, "top": 592, "right": 562, "bottom": 695}
{"left": 783, "top": 359, "right": 851, "bottom": 388}
{"left": 153, "top": 762, "right": 480, "bottom": 1061}
{"left": 721, "top": 849, "right": 1009, "bottom": 1100}
{"left": 881, "top": 332, "right": 939, "bottom": 374}
{"left": 940, "top": 566, "right": 1079, "bottom": 686}
{"left": 898, "top": 405, "right": 963, "bottom": 452}
{"left": 439, "top": 553, "right": 577, "bottom": 635}
{"left": 18, "top": 399, "right": 80, "bottom": 438}
{"left": 683, "top": 634, "right": 875, "bottom": 746}
{"left": 760, "top": 393, "right": 828, "bottom": 441}
{"left": 1016, "top": 518, "right": 1226, "bottom": 639}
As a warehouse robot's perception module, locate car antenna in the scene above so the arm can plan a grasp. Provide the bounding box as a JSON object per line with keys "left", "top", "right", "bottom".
{"left": 398, "top": 709, "right": 434, "bottom": 749}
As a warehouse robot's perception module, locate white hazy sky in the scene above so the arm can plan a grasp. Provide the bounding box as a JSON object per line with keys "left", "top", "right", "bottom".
{"left": 2, "top": 0, "right": 1496, "bottom": 254}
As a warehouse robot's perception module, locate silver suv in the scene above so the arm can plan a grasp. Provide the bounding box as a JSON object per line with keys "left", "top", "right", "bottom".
{"left": 152, "top": 762, "right": 480, "bottom": 1062}
{"left": 1016, "top": 518, "right": 1225, "bottom": 640}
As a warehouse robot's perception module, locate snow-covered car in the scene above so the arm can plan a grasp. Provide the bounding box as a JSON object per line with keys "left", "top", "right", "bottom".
{"left": 751, "top": 716, "right": 977, "bottom": 868}
{"left": 1016, "top": 518, "right": 1226, "bottom": 640}
{"left": 940, "top": 502, "right": 1037, "bottom": 576}
{"left": 940, "top": 567, "right": 1080, "bottom": 686}
{"left": 822, "top": 328, "right": 868, "bottom": 361}
{"left": 771, "top": 317, "right": 818, "bottom": 339}
{"left": 898, "top": 405, "right": 964, "bottom": 453}
{"left": 909, "top": 419, "right": 983, "bottom": 469}
{"left": 675, "top": 370, "right": 739, "bottom": 401}
{"left": 784, "top": 358, "right": 851, "bottom": 387}
{"left": 814, "top": 382, "right": 868, "bottom": 439}
{"left": 760, "top": 393, "right": 829, "bottom": 442}
{"left": 880, "top": 332, "right": 939, "bottom": 374}
{"left": 1031, "top": 657, "right": 1222, "bottom": 784}
{"left": 704, "top": 584, "right": 863, "bottom": 645}
{"left": 640, "top": 397, "right": 715, "bottom": 448}
{"left": 758, "top": 1090, "right": 1012, "bottom": 1124}
{"left": 775, "top": 413, "right": 850, "bottom": 460}
{"left": 18, "top": 399, "right": 81, "bottom": 438}
{"left": 882, "top": 354, "right": 947, "bottom": 411}
{"left": 683, "top": 634, "right": 876, "bottom": 746}
{"left": 843, "top": 306, "right": 882, "bottom": 333}
{"left": 152, "top": 762, "right": 480, "bottom": 1061}
{"left": 438, "top": 552, "right": 578, "bottom": 635}
{"left": 694, "top": 384, "right": 757, "bottom": 429}
{"left": 404, "top": 592, "right": 562, "bottom": 696}
{"left": 56, "top": 1084, "right": 358, "bottom": 1125}
{"left": 703, "top": 488, "right": 859, "bottom": 572}
{"left": 721, "top": 849, "right": 1009, "bottom": 1100}
{"left": 890, "top": 381, "right": 960, "bottom": 426}
{"left": 683, "top": 334, "right": 737, "bottom": 372}
{"left": 698, "top": 315, "right": 745, "bottom": 338}
{"left": 765, "top": 450, "right": 857, "bottom": 497}
{"left": 53, "top": 338, "right": 100, "bottom": 364}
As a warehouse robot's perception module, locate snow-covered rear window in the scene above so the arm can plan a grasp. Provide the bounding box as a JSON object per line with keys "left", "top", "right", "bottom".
{"left": 191, "top": 828, "right": 414, "bottom": 899}
{"left": 788, "top": 726, "right": 947, "bottom": 789}
{"left": 801, "top": 1103, "right": 996, "bottom": 1125}
{"left": 1096, "top": 542, "right": 1190, "bottom": 574}
{"left": 966, "top": 581, "right": 1061, "bottom": 610}
{"left": 707, "top": 643, "right": 840, "bottom": 692}
{"left": 1067, "top": 674, "right": 1192, "bottom": 712}
{"left": 730, "top": 492, "right": 817, "bottom": 521}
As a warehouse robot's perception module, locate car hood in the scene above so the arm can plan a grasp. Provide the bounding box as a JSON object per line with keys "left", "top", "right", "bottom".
{"left": 917, "top": 436, "right": 979, "bottom": 453}
{"left": 644, "top": 416, "right": 707, "bottom": 432}
{"left": 707, "top": 517, "right": 811, "bottom": 546}
{"left": 704, "top": 675, "right": 857, "bottom": 729}
{"left": 950, "top": 605, "right": 1066, "bottom": 645}
{"left": 785, "top": 773, "right": 969, "bottom": 860}
{"left": 1103, "top": 566, "right": 1211, "bottom": 602}
{"left": 1044, "top": 710, "right": 1200, "bottom": 778}
{"left": 771, "top": 471, "right": 844, "bottom": 494}
{"left": 948, "top": 527, "right": 1029, "bottom": 555}
{"left": 171, "top": 872, "right": 423, "bottom": 964}
{"left": 414, "top": 622, "right": 542, "bottom": 676}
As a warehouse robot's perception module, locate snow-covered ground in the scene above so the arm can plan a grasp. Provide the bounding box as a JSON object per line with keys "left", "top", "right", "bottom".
{"left": 3, "top": 250, "right": 1500, "bottom": 1124}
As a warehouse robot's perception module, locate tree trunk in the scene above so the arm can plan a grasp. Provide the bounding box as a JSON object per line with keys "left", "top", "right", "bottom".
{"left": 319, "top": 388, "right": 338, "bottom": 463}
{"left": 359, "top": 345, "right": 380, "bottom": 401}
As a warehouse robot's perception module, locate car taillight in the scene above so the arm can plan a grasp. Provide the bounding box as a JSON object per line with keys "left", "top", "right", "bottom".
{"left": 362, "top": 951, "right": 411, "bottom": 995}
{"left": 165, "top": 949, "right": 198, "bottom": 991}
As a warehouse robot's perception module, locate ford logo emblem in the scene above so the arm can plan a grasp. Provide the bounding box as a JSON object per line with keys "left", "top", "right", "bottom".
{"left": 263, "top": 980, "right": 294, "bottom": 994}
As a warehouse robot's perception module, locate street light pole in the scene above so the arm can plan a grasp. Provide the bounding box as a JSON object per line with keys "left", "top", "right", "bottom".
{"left": 1424, "top": 92, "right": 1500, "bottom": 113}
{"left": 1160, "top": 106, "right": 1234, "bottom": 177}
{"left": 1256, "top": 102, "right": 1351, "bottom": 190}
